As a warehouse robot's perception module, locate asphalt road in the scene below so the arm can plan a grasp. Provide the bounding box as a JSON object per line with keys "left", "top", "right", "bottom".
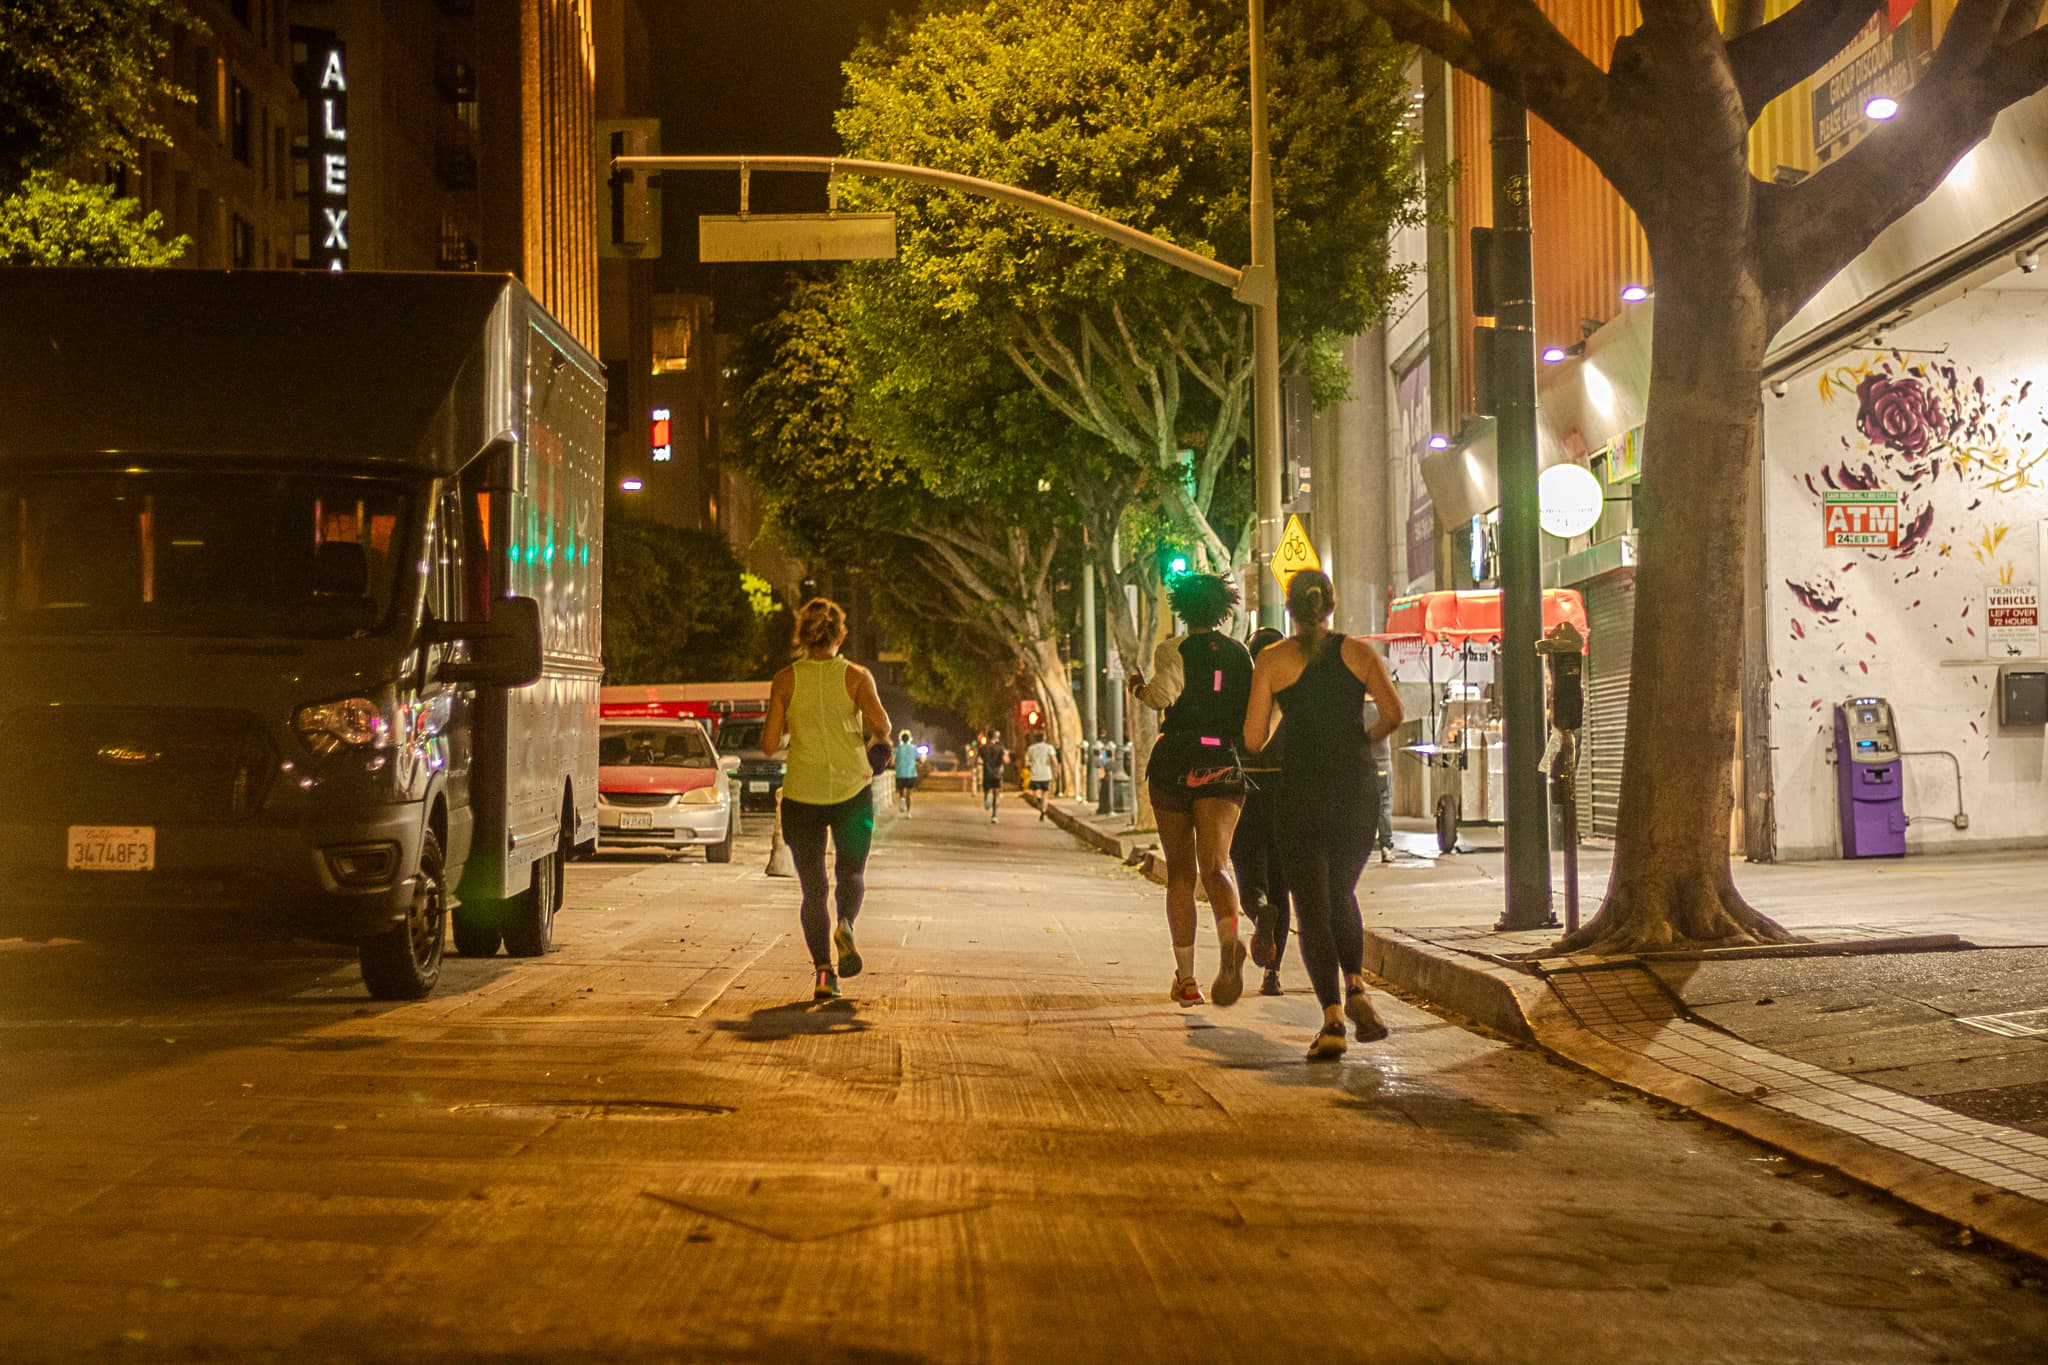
{"left": 2, "top": 793, "right": 2045, "bottom": 1363}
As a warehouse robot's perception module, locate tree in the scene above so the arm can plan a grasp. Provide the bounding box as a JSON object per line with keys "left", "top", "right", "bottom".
{"left": 602, "top": 519, "right": 766, "bottom": 685}
{"left": 1358, "top": 0, "right": 2048, "bottom": 951}
{"left": 0, "top": 0, "right": 197, "bottom": 184}
{"left": 0, "top": 170, "right": 187, "bottom": 266}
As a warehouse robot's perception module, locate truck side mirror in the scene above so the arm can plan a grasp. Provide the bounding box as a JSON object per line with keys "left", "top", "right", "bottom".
{"left": 433, "top": 595, "right": 543, "bottom": 688}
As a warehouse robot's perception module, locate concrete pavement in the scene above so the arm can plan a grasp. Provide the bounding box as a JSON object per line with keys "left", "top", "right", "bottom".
{"left": 2, "top": 792, "right": 2046, "bottom": 1362}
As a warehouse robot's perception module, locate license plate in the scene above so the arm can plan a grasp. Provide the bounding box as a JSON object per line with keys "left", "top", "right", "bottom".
{"left": 619, "top": 811, "right": 655, "bottom": 830}
{"left": 67, "top": 825, "right": 155, "bottom": 872}
{"left": 747, "top": 782, "right": 767, "bottom": 793}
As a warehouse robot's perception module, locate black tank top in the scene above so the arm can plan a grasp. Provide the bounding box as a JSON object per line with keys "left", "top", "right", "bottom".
{"left": 1160, "top": 631, "right": 1252, "bottom": 755}
{"left": 1274, "top": 633, "right": 1376, "bottom": 821}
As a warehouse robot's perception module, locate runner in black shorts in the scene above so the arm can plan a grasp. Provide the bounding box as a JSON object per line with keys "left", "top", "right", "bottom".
{"left": 1128, "top": 572, "right": 1253, "bottom": 1008}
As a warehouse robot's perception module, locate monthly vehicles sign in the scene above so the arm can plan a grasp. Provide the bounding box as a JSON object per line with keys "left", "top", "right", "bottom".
{"left": 1987, "top": 584, "right": 2040, "bottom": 658}
{"left": 1823, "top": 490, "right": 1900, "bottom": 548}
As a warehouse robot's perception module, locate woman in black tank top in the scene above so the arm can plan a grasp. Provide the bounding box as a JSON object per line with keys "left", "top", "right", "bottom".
{"left": 1127, "top": 573, "right": 1254, "bottom": 1009}
{"left": 1243, "top": 570, "right": 1405, "bottom": 1060}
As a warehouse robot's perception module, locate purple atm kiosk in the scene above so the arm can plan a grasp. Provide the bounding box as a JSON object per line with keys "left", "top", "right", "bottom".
{"left": 1834, "top": 697, "right": 1907, "bottom": 857}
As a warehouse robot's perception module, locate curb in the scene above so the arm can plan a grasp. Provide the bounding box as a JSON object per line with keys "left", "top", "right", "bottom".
{"left": 1364, "top": 925, "right": 2048, "bottom": 1265}
{"left": 1029, "top": 796, "right": 1183, "bottom": 894}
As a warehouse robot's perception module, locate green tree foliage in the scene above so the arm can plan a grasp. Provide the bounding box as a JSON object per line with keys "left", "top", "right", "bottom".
{"left": 0, "top": 0, "right": 198, "bottom": 184}
{"left": 602, "top": 519, "right": 765, "bottom": 685}
{"left": 836, "top": 0, "right": 1421, "bottom": 570}
{"left": 0, "top": 170, "right": 187, "bottom": 266}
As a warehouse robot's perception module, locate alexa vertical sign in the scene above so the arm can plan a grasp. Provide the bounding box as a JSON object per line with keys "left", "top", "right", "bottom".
{"left": 294, "top": 30, "right": 348, "bottom": 271}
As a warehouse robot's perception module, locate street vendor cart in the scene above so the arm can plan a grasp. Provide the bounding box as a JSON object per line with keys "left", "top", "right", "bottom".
{"left": 1371, "top": 589, "right": 1588, "bottom": 853}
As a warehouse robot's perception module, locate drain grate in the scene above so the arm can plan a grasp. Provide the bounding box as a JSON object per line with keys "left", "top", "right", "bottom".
{"left": 1956, "top": 1009, "right": 2048, "bottom": 1039}
{"left": 449, "top": 1100, "right": 734, "bottom": 1121}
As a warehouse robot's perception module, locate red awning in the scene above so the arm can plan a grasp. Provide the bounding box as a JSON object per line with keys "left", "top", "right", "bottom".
{"left": 1371, "top": 589, "right": 1589, "bottom": 647}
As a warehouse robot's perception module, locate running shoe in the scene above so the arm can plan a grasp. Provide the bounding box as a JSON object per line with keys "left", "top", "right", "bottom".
{"left": 1260, "top": 968, "right": 1283, "bottom": 997}
{"left": 813, "top": 968, "right": 841, "bottom": 1001}
{"left": 1345, "top": 989, "right": 1390, "bottom": 1042}
{"left": 834, "top": 922, "right": 863, "bottom": 978}
{"left": 1169, "top": 973, "right": 1204, "bottom": 1007}
{"left": 1380, "top": 846, "right": 1394, "bottom": 865}
{"left": 1249, "top": 916, "right": 1276, "bottom": 970}
{"left": 1211, "top": 937, "right": 1248, "bottom": 1007}
{"left": 1307, "top": 1022, "right": 1348, "bottom": 1060}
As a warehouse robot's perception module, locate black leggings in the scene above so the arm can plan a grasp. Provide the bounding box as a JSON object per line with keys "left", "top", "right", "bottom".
{"left": 1281, "top": 819, "right": 1373, "bottom": 1008}
{"left": 781, "top": 787, "right": 875, "bottom": 967}
{"left": 1230, "top": 776, "right": 1289, "bottom": 961}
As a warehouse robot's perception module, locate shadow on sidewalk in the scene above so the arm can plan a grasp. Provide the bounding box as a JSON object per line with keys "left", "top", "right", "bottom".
{"left": 716, "top": 998, "right": 872, "bottom": 1042}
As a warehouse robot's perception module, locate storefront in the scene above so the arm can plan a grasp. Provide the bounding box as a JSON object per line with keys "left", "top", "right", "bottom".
{"left": 1761, "top": 89, "right": 2048, "bottom": 859}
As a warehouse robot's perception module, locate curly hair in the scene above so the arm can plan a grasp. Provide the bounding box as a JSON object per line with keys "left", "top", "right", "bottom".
{"left": 1167, "top": 571, "right": 1238, "bottom": 629}
{"left": 793, "top": 596, "right": 847, "bottom": 652}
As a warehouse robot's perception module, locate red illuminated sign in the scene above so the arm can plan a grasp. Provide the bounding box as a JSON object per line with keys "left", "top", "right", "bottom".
{"left": 651, "top": 407, "right": 672, "bottom": 463}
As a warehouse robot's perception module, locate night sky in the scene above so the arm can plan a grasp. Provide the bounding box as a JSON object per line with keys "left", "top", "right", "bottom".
{"left": 647, "top": 0, "right": 916, "bottom": 316}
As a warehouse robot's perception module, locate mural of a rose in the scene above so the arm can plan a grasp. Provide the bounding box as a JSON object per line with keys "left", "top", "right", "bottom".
{"left": 1855, "top": 372, "right": 1945, "bottom": 459}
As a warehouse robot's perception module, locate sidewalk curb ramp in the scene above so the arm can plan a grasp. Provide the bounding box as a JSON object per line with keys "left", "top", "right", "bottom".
{"left": 1364, "top": 926, "right": 2048, "bottom": 1266}
{"left": 1038, "top": 795, "right": 2048, "bottom": 1265}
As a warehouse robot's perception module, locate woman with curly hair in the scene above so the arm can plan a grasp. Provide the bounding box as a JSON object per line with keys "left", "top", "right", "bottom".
{"left": 1243, "top": 569, "right": 1404, "bottom": 1059}
{"left": 1127, "top": 571, "right": 1253, "bottom": 1008}
{"left": 763, "top": 597, "right": 892, "bottom": 1001}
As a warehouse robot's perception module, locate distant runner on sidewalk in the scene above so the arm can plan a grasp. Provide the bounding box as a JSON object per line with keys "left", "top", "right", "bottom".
{"left": 893, "top": 729, "right": 920, "bottom": 817}
{"left": 1244, "top": 569, "right": 1404, "bottom": 1059}
{"left": 1129, "top": 572, "right": 1252, "bottom": 1010}
{"left": 763, "top": 597, "right": 892, "bottom": 1002}
{"left": 978, "top": 734, "right": 1008, "bottom": 823}
{"left": 1024, "top": 732, "right": 1060, "bottom": 820}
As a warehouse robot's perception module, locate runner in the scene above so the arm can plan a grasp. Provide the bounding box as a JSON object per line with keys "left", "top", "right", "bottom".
{"left": 893, "top": 729, "right": 920, "bottom": 817}
{"left": 1243, "top": 569, "right": 1404, "bottom": 1058}
{"left": 1023, "top": 731, "right": 1060, "bottom": 820}
{"left": 978, "top": 732, "right": 1008, "bottom": 823}
{"left": 1233, "top": 626, "right": 1290, "bottom": 997}
{"left": 1128, "top": 572, "right": 1252, "bottom": 1008}
{"left": 762, "top": 597, "right": 892, "bottom": 1002}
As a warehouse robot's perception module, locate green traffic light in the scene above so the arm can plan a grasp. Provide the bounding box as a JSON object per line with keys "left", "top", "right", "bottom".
{"left": 1168, "top": 555, "right": 1189, "bottom": 575}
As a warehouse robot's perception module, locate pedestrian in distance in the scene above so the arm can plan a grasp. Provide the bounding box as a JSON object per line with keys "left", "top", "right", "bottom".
{"left": 1024, "top": 731, "right": 1060, "bottom": 820}
{"left": 762, "top": 597, "right": 893, "bottom": 1002}
{"left": 1243, "top": 569, "right": 1405, "bottom": 1059}
{"left": 978, "top": 732, "right": 1008, "bottom": 823}
{"left": 1128, "top": 571, "right": 1253, "bottom": 1009}
{"left": 893, "top": 729, "right": 920, "bottom": 817}
{"left": 1371, "top": 723, "right": 1396, "bottom": 863}
{"left": 1232, "top": 626, "right": 1291, "bottom": 998}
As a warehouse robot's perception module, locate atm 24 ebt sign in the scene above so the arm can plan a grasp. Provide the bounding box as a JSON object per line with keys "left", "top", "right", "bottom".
{"left": 1824, "top": 490, "right": 1900, "bottom": 548}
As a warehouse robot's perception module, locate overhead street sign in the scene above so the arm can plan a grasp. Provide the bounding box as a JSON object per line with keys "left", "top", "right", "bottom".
{"left": 699, "top": 213, "right": 897, "bottom": 263}
{"left": 1271, "top": 513, "right": 1319, "bottom": 590}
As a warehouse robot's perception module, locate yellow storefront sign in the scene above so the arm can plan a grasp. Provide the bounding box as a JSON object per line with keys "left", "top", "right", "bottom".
{"left": 1271, "top": 513, "right": 1320, "bottom": 589}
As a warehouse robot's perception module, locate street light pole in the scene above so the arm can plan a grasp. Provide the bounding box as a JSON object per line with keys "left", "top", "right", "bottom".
{"left": 1489, "top": 91, "right": 1555, "bottom": 931}
{"left": 1247, "top": 0, "right": 1285, "bottom": 628}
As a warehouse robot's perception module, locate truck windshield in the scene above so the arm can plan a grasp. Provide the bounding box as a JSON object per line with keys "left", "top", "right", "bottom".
{"left": 2, "top": 469, "right": 413, "bottom": 639}
{"left": 716, "top": 718, "right": 764, "bottom": 754}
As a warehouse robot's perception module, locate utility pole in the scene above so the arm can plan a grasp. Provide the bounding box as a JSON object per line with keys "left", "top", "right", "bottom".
{"left": 1489, "top": 93, "right": 1555, "bottom": 931}
{"left": 1247, "top": 0, "right": 1285, "bottom": 628}
{"left": 1081, "top": 556, "right": 1100, "bottom": 801}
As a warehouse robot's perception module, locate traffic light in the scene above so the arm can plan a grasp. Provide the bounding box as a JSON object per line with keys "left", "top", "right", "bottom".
{"left": 601, "top": 124, "right": 658, "bottom": 257}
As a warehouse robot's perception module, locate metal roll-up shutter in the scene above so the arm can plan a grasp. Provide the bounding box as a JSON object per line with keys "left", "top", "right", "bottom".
{"left": 1582, "top": 572, "right": 1636, "bottom": 839}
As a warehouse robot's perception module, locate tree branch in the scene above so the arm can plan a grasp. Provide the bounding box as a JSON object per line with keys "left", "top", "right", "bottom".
{"left": 1725, "top": 0, "right": 1881, "bottom": 123}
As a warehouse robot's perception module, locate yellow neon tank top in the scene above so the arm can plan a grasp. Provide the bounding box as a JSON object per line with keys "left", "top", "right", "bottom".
{"left": 782, "top": 656, "right": 871, "bottom": 806}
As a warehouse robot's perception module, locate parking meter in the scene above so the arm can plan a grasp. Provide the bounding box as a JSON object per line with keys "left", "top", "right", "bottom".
{"left": 1535, "top": 621, "right": 1586, "bottom": 930}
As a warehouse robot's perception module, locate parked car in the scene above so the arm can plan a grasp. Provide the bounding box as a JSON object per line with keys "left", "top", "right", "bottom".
{"left": 711, "top": 715, "right": 786, "bottom": 814}
{"left": 596, "top": 719, "right": 738, "bottom": 861}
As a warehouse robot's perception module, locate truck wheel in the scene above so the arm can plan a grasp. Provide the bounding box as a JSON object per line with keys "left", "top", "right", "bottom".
{"left": 707, "top": 809, "right": 736, "bottom": 864}
{"left": 360, "top": 830, "right": 447, "bottom": 1000}
{"left": 501, "top": 825, "right": 566, "bottom": 958}
{"left": 1435, "top": 795, "right": 1460, "bottom": 854}
{"left": 452, "top": 907, "right": 501, "bottom": 958}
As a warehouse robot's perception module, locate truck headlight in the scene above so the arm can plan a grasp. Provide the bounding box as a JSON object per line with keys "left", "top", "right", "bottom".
{"left": 294, "top": 697, "right": 391, "bottom": 756}
{"left": 679, "top": 786, "right": 722, "bottom": 805}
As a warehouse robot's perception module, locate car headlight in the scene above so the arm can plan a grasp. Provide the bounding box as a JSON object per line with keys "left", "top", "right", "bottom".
{"left": 679, "top": 786, "right": 722, "bottom": 805}
{"left": 293, "top": 696, "right": 391, "bottom": 756}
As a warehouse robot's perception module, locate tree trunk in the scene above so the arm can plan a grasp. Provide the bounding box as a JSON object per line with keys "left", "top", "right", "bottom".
{"left": 1556, "top": 251, "right": 1795, "bottom": 954}
{"left": 1023, "top": 636, "right": 1085, "bottom": 800}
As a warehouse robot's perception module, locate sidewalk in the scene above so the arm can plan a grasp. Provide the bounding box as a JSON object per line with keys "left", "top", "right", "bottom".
{"left": 1035, "top": 794, "right": 2048, "bottom": 1262}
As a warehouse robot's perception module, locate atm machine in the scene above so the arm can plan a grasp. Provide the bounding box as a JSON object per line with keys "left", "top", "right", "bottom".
{"left": 1833, "top": 697, "right": 1907, "bottom": 857}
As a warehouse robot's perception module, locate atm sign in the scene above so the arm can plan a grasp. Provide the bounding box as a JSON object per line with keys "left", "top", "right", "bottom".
{"left": 1824, "top": 490, "right": 1900, "bottom": 547}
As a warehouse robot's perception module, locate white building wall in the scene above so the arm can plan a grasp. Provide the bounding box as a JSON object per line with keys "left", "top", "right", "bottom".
{"left": 1765, "top": 285, "right": 2048, "bottom": 859}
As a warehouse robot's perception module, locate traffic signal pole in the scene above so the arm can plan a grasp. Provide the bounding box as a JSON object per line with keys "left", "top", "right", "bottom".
{"left": 1489, "top": 93, "right": 1555, "bottom": 932}
{"left": 1247, "top": 0, "right": 1285, "bottom": 629}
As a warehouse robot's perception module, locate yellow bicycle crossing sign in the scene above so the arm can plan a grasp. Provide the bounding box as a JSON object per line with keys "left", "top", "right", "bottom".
{"left": 1271, "top": 514, "right": 1319, "bottom": 589}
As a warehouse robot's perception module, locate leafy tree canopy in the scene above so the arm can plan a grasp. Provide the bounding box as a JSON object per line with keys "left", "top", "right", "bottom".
{"left": 0, "top": 171, "right": 187, "bottom": 266}
{"left": 602, "top": 519, "right": 769, "bottom": 685}
{"left": 0, "top": 0, "right": 199, "bottom": 186}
